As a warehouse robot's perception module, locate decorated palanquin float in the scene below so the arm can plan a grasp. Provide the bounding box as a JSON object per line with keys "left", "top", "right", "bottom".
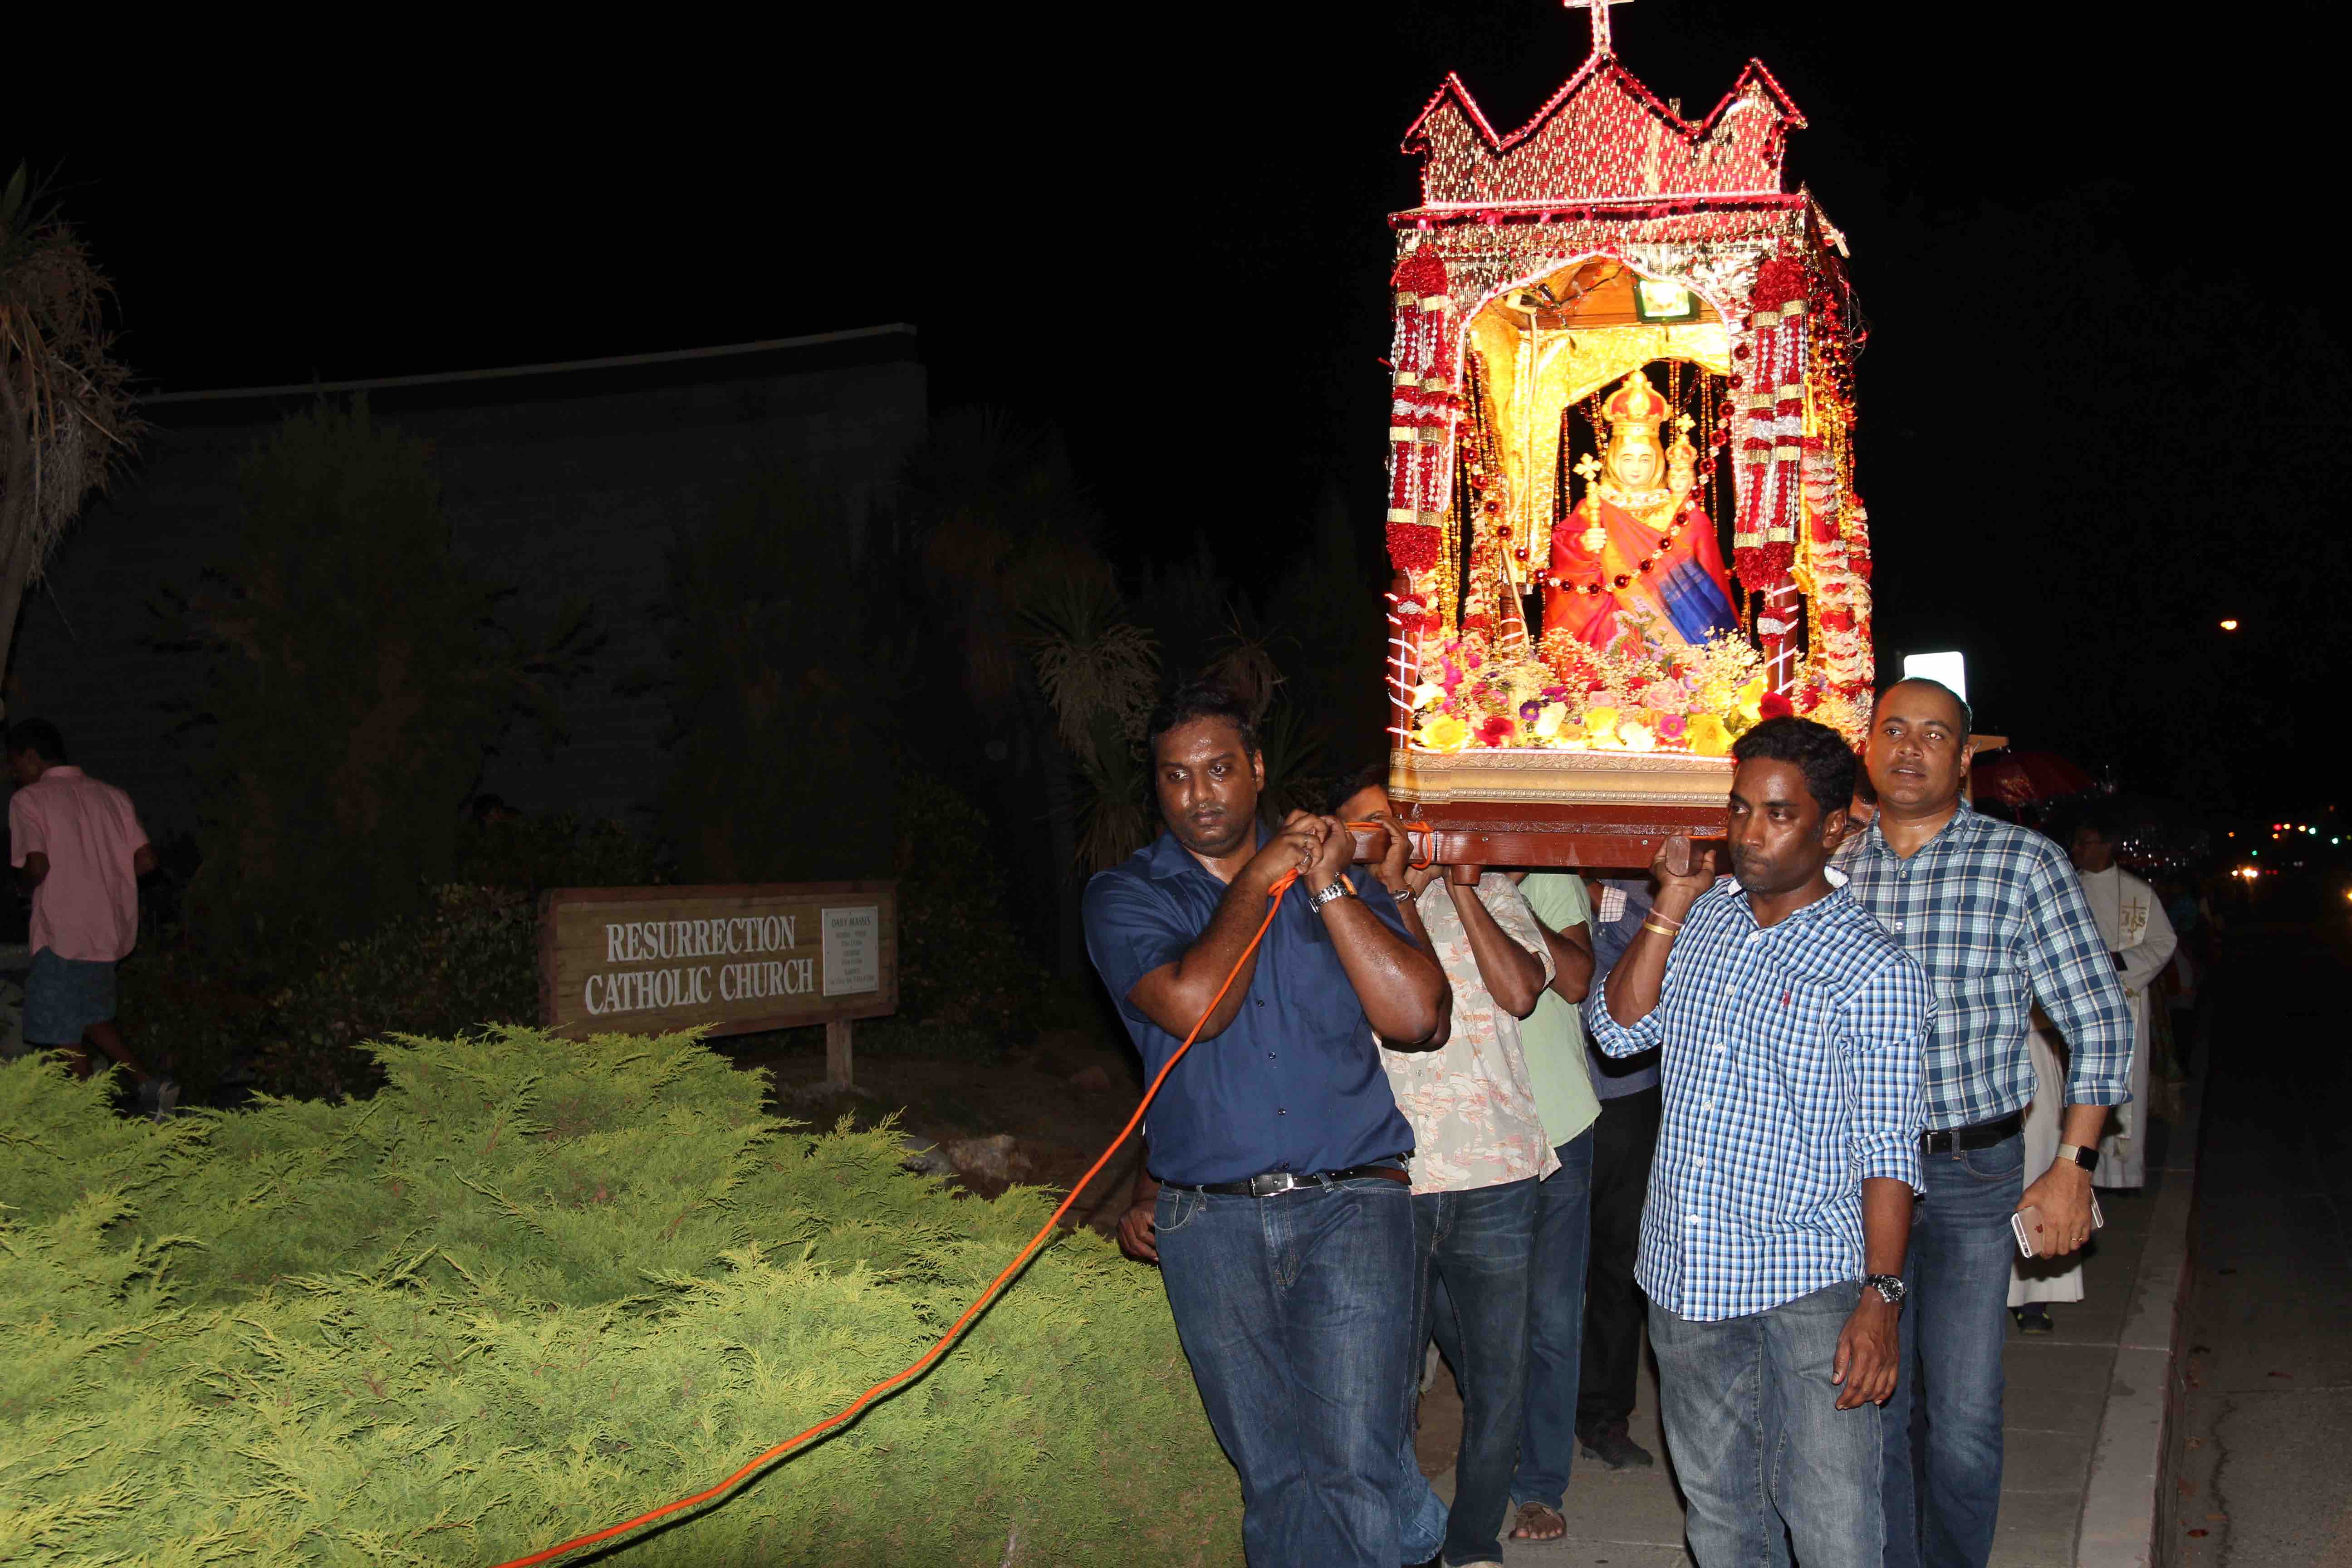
{"left": 1380, "top": 1, "right": 1874, "bottom": 868}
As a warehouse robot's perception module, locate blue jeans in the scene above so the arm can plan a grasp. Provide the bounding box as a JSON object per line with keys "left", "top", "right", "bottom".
{"left": 1882, "top": 1132, "right": 2023, "bottom": 1568}
{"left": 1156, "top": 1172, "right": 1416, "bottom": 1568}
{"left": 1512, "top": 1132, "right": 1595, "bottom": 1512}
{"left": 1407, "top": 1178, "right": 1538, "bottom": 1565}
{"left": 1650, "top": 1282, "right": 1884, "bottom": 1568}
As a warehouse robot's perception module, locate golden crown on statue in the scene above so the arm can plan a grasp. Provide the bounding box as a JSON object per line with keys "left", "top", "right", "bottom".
{"left": 1602, "top": 368, "right": 1669, "bottom": 433}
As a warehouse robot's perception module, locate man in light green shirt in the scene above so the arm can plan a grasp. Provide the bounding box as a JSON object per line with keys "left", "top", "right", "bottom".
{"left": 1498, "top": 871, "right": 1600, "bottom": 1541}
{"left": 1517, "top": 873, "right": 1603, "bottom": 1149}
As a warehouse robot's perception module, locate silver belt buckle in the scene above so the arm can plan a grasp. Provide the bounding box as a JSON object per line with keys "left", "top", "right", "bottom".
{"left": 1249, "top": 1171, "right": 1302, "bottom": 1197}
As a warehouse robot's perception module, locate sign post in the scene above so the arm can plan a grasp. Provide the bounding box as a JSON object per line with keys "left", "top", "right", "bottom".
{"left": 539, "top": 881, "right": 898, "bottom": 1089}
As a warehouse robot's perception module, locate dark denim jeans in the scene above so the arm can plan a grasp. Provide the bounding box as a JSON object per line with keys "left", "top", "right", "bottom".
{"left": 1580, "top": 1085, "right": 1661, "bottom": 1435}
{"left": 1512, "top": 1131, "right": 1595, "bottom": 1512}
{"left": 1651, "top": 1282, "right": 1884, "bottom": 1568}
{"left": 1156, "top": 1172, "right": 1416, "bottom": 1568}
{"left": 1882, "top": 1131, "right": 2024, "bottom": 1568}
{"left": 1408, "top": 1178, "right": 1538, "bottom": 1565}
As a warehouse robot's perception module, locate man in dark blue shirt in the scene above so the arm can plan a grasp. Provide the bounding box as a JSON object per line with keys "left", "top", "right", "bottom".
{"left": 1084, "top": 680, "right": 1447, "bottom": 1568}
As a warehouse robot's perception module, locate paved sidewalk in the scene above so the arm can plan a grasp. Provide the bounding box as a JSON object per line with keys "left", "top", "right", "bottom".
{"left": 1415, "top": 1112, "right": 2196, "bottom": 1566}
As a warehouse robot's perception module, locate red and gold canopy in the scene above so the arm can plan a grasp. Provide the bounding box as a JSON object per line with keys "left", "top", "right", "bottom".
{"left": 1382, "top": 3, "right": 1872, "bottom": 797}
{"left": 1376, "top": 3, "right": 1875, "bottom": 862}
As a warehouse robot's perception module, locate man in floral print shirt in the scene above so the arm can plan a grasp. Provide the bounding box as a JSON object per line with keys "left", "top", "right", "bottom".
{"left": 1338, "top": 776, "right": 1556, "bottom": 1568}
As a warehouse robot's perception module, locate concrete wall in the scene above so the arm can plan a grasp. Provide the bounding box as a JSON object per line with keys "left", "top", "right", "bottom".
{"left": 8, "top": 328, "right": 926, "bottom": 842}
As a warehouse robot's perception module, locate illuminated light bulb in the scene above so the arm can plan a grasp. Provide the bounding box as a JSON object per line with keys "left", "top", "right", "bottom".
{"left": 2219, "top": 618, "right": 2240, "bottom": 631}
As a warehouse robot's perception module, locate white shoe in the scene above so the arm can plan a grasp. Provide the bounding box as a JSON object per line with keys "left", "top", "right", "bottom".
{"left": 143, "top": 1076, "right": 181, "bottom": 1122}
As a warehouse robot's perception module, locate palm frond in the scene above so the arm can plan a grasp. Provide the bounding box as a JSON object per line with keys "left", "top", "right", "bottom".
{"left": 0, "top": 162, "right": 142, "bottom": 702}
{"left": 1021, "top": 566, "right": 1160, "bottom": 756}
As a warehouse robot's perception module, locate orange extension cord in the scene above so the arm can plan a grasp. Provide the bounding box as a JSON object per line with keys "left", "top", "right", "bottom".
{"left": 488, "top": 823, "right": 1429, "bottom": 1568}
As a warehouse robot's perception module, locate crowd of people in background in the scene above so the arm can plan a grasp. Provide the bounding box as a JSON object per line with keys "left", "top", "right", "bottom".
{"left": 1085, "top": 673, "right": 2186, "bottom": 1568}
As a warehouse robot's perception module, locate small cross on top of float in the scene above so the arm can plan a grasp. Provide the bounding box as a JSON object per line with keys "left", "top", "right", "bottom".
{"left": 1564, "top": 0, "right": 1633, "bottom": 57}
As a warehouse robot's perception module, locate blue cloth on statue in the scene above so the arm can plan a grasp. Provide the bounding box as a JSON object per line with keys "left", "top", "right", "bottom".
{"left": 1658, "top": 555, "right": 1740, "bottom": 645}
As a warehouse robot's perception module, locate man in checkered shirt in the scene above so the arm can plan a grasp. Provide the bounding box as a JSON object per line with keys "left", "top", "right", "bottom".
{"left": 1586, "top": 716, "right": 1930, "bottom": 1568}
{"left": 1838, "top": 679, "right": 2131, "bottom": 1568}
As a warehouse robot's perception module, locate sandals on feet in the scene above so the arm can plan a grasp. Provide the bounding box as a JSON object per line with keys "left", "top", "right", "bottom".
{"left": 1509, "top": 1500, "right": 1567, "bottom": 1541}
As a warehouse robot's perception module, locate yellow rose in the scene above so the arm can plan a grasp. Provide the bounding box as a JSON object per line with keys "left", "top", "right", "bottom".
{"left": 1582, "top": 706, "right": 1621, "bottom": 748}
{"left": 1555, "top": 720, "right": 1588, "bottom": 746}
{"left": 1417, "top": 714, "right": 1470, "bottom": 752}
{"left": 1618, "top": 715, "right": 1656, "bottom": 752}
{"left": 1533, "top": 701, "right": 1568, "bottom": 739}
{"left": 1685, "top": 714, "right": 1733, "bottom": 756}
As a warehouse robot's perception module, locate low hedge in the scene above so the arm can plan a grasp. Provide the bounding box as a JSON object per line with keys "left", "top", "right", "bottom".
{"left": 120, "top": 884, "right": 540, "bottom": 1104}
{"left": 0, "top": 1030, "right": 1240, "bottom": 1566}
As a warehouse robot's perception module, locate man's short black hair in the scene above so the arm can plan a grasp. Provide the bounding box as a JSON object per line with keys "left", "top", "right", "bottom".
{"left": 1732, "top": 715, "right": 1858, "bottom": 823}
{"left": 6, "top": 719, "right": 66, "bottom": 764}
{"left": 1877, "top": 676, "right": 1973, "bottom": 737}
{"left": 2074, "top": 799, "right": 2124, "bottom": 842}
{"left": 1146, "top": 677, "right": 1259, "bottom": 760}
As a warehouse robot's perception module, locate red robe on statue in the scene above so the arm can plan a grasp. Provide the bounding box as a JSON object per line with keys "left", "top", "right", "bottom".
{"left": 1541, "top": 494, "right": 1741, "bottom": 652}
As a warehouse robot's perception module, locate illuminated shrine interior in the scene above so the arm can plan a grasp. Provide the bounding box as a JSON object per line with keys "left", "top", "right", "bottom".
{"left": 1459, "top": 258, "right": 1734, "bottom": 617}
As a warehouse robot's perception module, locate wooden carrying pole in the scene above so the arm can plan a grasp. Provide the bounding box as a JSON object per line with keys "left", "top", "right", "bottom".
{"left": 1347, "top": 804, "right": 1725, "bottom": 873}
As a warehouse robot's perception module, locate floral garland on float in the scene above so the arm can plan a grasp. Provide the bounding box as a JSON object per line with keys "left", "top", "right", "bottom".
{"left": 1407, "top": 614, "right": 1783, "bottom": 759}
{"left": 1379, "top": 0, "right": 1877, "bottom": 787}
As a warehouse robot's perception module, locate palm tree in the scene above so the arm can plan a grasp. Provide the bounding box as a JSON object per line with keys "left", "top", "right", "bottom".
{"left": 0, "top": 164, "right": 138, "bottom": 712}
{"left": 1023, "top": 564, "right": 1159, "bottom": 873}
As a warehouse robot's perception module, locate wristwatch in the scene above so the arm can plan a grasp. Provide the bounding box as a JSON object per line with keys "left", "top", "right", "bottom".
{"left": 2054, "top": 1142, "right": 2100, "bottom": 1175}
{"left": 1864, "top": 1274, "right": 1907, "bottom": 1308}
{"left": 1308, "top": 880, "right": 1355, "bottom": 913}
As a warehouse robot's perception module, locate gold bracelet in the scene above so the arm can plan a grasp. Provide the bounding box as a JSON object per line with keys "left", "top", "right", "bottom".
{"left": 1641, "top": 919, "right": 1682, "bottom": 939}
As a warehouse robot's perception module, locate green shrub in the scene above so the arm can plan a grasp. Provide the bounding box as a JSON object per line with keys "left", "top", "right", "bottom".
{"left": 451, "top": 812, "right": 671, "bottom": 895}
{"left": 663, "top": 483, "right": 899, "bottom": 886}
{"left": 870, "top": 772, "right": 1052, "bottom": 1056}
{"left": 125, "top": 885, "right": 540, "bottom": 1104}
{"left": 169, "top": 401, "right": 571, "bottom": 960}
{"left": 0, "top": 1029, "right": 1241, "bottom": 1566}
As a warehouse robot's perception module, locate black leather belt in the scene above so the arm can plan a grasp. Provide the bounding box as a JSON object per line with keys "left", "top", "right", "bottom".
{"left": 1921, "top": 1111, "right": 2024, "bottom": 1154}
{"left": 1166, "top": 1161, "right": 1411, "bottom": 1197}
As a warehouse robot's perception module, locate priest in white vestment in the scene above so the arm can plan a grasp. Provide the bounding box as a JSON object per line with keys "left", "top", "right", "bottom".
{"left": 2008, "top": 809, "right": 2175, "bottom": 1321}
{"left": 2010, "top": 1007, "right": 2086, "bottom": 1313}
{"left": 2070, "top": 809, "right": 2176, "bottom": 1190}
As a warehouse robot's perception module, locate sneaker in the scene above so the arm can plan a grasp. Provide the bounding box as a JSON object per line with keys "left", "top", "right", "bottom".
{"left": 139, "top": 1076, "right": 181, "bottom": 1123}
{"left": 1579, "top": 1421, "right": 1656, "bottom": 1470}
{"left": 2013, "top": 1304, "right": 2054, "bottom": 1334}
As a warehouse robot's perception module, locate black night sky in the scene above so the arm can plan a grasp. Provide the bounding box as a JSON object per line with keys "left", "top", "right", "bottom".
{"left": 16, "top": 1, "right": 2344, "bottom": 818}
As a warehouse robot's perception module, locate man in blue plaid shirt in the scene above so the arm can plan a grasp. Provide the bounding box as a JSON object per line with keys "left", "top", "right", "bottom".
{"left": 1587, "top": 717, "right": 1930, "bottom": 1568}
{"left": 1839, "top": 679, "right": 2131, "bottom": 1568}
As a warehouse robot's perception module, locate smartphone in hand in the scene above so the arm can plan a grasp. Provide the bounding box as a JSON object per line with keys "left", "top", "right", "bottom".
{"left": 2009, "top": 1195, "right": 2107, "bottom": 1259}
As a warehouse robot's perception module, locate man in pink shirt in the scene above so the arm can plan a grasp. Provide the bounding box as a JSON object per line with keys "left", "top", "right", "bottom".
{"left": 7, "top": 720, "right": 164, "bottom": 1102}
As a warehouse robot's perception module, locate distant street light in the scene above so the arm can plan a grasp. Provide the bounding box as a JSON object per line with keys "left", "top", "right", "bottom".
{"left": 2220, "top": 619, "right": 2241, "bottom": 631}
